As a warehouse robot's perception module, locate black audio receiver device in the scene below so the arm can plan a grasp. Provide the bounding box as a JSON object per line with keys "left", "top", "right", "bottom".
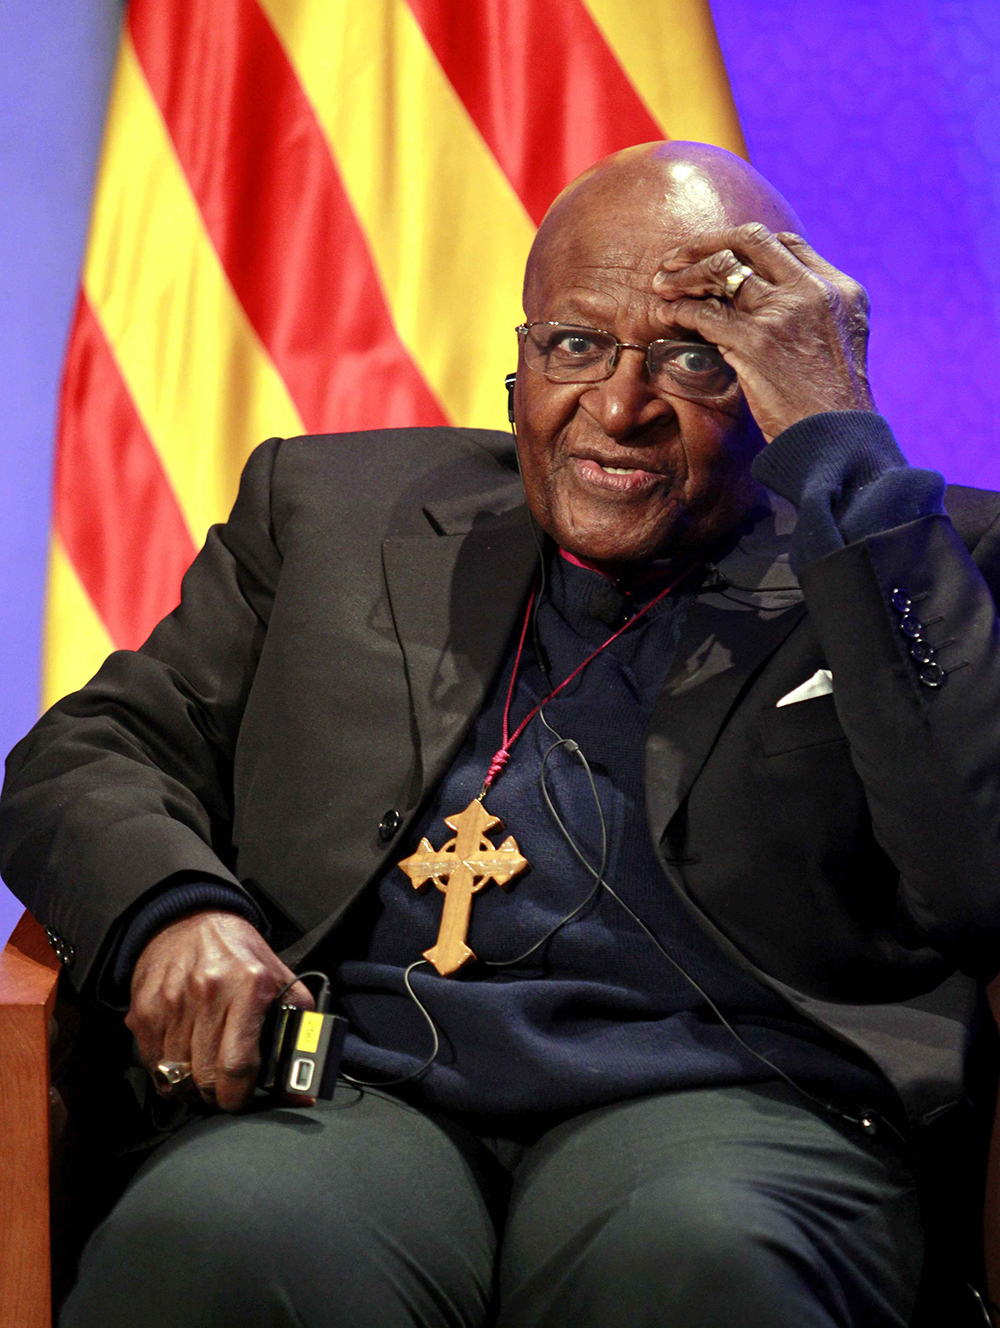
{"left": 258, "top": 971, "right": 347, "bottom": 1101}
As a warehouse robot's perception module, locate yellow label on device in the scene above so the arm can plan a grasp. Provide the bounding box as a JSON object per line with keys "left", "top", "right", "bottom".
{"left": 296, "top": 1011, "right": 324, "bottom": 1054}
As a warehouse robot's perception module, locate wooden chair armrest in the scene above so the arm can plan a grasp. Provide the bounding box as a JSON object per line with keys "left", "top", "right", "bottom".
{"left": 0, "top": 911, "right": 61, "bottom": 1328}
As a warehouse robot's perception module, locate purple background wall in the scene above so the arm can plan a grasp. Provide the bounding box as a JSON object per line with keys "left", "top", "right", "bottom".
{"left": 714, "top": 1, "right": 1000, "bottom": 480}
{"left": 0, "top": 0, "right": 121, "bottom": 943}
{"left": 1, "top": 0, "right": 998, "bottom": 945}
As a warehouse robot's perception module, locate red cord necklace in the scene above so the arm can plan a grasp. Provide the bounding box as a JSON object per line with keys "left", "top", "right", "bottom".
{"left": 397, "top": 560, "right": 695, "bottom": 976}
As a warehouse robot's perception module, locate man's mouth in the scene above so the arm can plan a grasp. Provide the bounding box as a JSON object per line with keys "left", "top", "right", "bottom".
{"left": 572, "top": 457, "right": 667, "bottom": 493}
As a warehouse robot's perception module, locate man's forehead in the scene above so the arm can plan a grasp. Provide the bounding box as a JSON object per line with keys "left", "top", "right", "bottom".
{"left": 536, "top": 281, "right": 696, "bottom": 342}
{"left": 525, "top": 191, "right": 724, "bottom": 314}
{"left": 549, "top": 225, "right": 678, "bottom": 268}
{"left": 524, "top": 221, "right": 690, "bottom": 319}
{"left": 535, "top": 261, "right": 663, "bottom": 313}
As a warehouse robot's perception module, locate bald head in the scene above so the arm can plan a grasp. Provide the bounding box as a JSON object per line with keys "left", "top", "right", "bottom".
{"left": 524, "top": 141, "right": 802, "bottom": 311}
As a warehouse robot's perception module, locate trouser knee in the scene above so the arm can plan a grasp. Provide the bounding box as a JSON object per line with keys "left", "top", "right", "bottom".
{"left": 501, "top": 1181, "right": 839, "bottom": 1328}
{"left": 62, "top": 1100, "right": 498, "bottom": 1328}
{"left": 61, "top": 1156, "right": 294, "bottom": 1326}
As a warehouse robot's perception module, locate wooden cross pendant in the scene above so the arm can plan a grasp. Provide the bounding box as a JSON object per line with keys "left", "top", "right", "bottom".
{"left": 397, "top": 799, "right": 529, "bottom": 975}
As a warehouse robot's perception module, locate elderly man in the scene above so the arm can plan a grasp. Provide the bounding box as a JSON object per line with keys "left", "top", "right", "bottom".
{"left": 3, "top": 142, "right": 1000, "bottom": 1327}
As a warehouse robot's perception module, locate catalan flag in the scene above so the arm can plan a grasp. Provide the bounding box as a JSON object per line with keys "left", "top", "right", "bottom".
{"left": 44, "top": 0, "right": 746, "bottom": 708}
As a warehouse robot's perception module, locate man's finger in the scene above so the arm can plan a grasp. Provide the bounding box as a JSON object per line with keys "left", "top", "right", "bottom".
{"left": 125, "top": 974, "right": 170, "bottom": 1068}
{"left": 152, "top": 1013, "right": 198, "bottom": 1098}
{"left": 652, "top": 249, "right": 766, "bottom": 302}
{"left": 775, "top": 232, "right": 845, "bottom": 281}
{"left": 658, "top": 223, "right": 810, "bottom": 288}
{"left": 212, "top": 993, "right": 271, "bottom": 1112}
{"left": 652, "top": 294, "right": 738, "bottom": 348}
{"left": 173, "top": 977, "right": 313, "bottom": 1110}
{"left": 189, "top": 1000, "right": 228, "bottom": 1105}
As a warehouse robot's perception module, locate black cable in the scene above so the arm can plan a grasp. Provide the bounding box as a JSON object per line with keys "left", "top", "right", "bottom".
{"left": 524, "top": 709, "right": 908, "bottom": 1150}
{"left": 274, "top": 966, "right": 440, "bottom": 1090}
{"left": 702, "top": 561, "right": 800, "bottom": 597}
{"left": 274, "top": 969, "right": 331, "bottom": 1012}
{"left": 482, "top": 734, "right": 607, "bottom": 969}
{"left": 507, "top": 414, "right": 552, "bottom": 679}
{"left": 338, "top": 959, "right": 442, "bottom": 1088}
{"left": 486, "top": 426, "right": 617, "bottom": 971}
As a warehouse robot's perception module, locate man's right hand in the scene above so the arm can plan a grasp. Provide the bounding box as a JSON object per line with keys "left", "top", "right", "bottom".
{"left": 126, "top": 910, "right": 315, "bottom": 1112}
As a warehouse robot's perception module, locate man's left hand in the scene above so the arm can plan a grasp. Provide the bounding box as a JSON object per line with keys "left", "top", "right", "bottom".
{"left": 652, "top": 224, "right": 875, "bottom": 442}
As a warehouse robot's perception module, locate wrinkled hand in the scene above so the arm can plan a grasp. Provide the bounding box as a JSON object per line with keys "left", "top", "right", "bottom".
{"left": 652, "top": 223, "right": 875, "bottom": 442}
{"left": 126, "top": 911, "right": 315, "bottom": 1112}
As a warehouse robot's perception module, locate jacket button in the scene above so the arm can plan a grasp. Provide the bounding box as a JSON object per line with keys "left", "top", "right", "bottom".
{"left": 919, "top": 662, "right": 945, "bottom": 688}
{"left": 44, "top": 928, "right": 74, "bottom": 965}
{"left": 378, "top": 809, "right": 402, "bottom": 843}
{"left": 909, "top": 640, "right": 934, "bottom": 664}
{"left": 900, "top": 615, "right": 923, "bottom": 639}
{"left": 891, "top": 588, "right": 912, "bottom": 613}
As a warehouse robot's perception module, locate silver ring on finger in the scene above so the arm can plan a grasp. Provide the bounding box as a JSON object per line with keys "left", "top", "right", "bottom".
{"left": 724, "top": 264, "right": 755, "bottom": 299}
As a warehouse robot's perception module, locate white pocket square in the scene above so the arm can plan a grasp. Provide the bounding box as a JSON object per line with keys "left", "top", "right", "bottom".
{"left": 776, "top": 669, "right": 833, "bottom": 708}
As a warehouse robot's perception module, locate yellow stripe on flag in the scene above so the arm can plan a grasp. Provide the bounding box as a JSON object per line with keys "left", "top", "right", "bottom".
{"left": 582, "top": 0, "right": 747, "bottom": 156}
{"left": 41, "top": 536, "right": 116, "bottom": 711}
{"left": 259, "top": 0, "right": 534, "bottom": 432}
{"left": 83, "top": 34, "right": 304, "bottom": 547}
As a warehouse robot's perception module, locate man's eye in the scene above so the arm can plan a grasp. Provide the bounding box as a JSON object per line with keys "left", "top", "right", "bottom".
{"left": 671, "top": 347, "right": 720, "bottom": 375}
{"left": 552, "top": 333, "right": 597, "bottom": 356}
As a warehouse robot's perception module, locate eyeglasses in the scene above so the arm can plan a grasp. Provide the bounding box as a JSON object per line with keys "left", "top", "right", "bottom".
{"left": 516, "top": 322, "right": 738, "bottom": 403}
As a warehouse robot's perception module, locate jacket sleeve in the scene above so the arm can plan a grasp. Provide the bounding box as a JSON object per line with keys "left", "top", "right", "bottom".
{"left": 798, "top": 509, "right": 1000, "bottom": 982}
{"left": 0, "top": 437, "right": 285, "bottom": 990}
{"left": 754, "top": 413, "right": 1000, "bottom": 981}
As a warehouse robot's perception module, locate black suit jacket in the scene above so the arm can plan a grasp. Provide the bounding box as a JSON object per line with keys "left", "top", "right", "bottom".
{"left": 5, "top": 425, "right": 1000, "bottom": 1142}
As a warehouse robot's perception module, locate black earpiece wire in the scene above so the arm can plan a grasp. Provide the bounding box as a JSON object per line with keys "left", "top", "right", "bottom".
{"left": 526, "top": 704, "right": 907, "bottom": 1146}
{"left": 338, "top": 959, "right": 441, "bottom": 1088}
{"left": 702, "top": 561, "right": 800, "bottom": 600}
{"left": 481, "top": 733, "right": 607, "bottom": 970}
{"left": 506, "top": 377, "right": 552, "bottom": 678}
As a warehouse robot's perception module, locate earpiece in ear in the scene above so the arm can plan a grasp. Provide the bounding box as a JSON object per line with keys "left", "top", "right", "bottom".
{"left": 505, "top": 372, "right": 517, "bottom": 424}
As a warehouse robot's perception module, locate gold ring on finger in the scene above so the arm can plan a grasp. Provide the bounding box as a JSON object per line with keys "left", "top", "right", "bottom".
{"left": 724, "top": 264, "right": 755, "bottom": 298}
{"left": 153, "top": 1059, "right": 194, "bottom": 1092}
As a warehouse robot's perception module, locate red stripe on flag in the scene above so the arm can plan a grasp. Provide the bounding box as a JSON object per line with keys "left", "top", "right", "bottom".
{"left": 406, "top": 0, "right": 664, "bottom": 225}
{"left": 129, "top": 0, "right": 447, "bottom": 434}
{"left": 54, "top": 293, "right": 198, "bottom": 650}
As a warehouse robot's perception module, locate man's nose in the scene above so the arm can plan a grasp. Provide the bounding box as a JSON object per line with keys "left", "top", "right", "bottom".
{"left": 579, "top": 348, "right": 674, "bottom": 439}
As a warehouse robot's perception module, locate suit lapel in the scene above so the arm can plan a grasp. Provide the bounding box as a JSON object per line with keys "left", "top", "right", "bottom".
{"left": 645, "top": 598, "right": 805, "bottom": 837}
{"left": 645, "top": 495, "right": 806, "bottom": 837}
{"left": 382, "top": 504, "right": 538, "bottom": 802}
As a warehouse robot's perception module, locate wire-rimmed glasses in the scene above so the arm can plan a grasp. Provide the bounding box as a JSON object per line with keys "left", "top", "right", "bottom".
{"left": 517, "top": 322, "right": 738, "bottom": 403}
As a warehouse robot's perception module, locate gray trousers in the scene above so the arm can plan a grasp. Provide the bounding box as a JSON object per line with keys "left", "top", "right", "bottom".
{"left": 61, "top": 1081, "right": 923, "bottom": 1327}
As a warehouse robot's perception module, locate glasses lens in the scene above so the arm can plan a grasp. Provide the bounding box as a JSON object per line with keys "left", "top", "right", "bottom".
{"left": 524, "top": 324, "right": 616, "bottom": 381}
{"left": 649, "top": 341, "right": 738, "bottom": 401}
